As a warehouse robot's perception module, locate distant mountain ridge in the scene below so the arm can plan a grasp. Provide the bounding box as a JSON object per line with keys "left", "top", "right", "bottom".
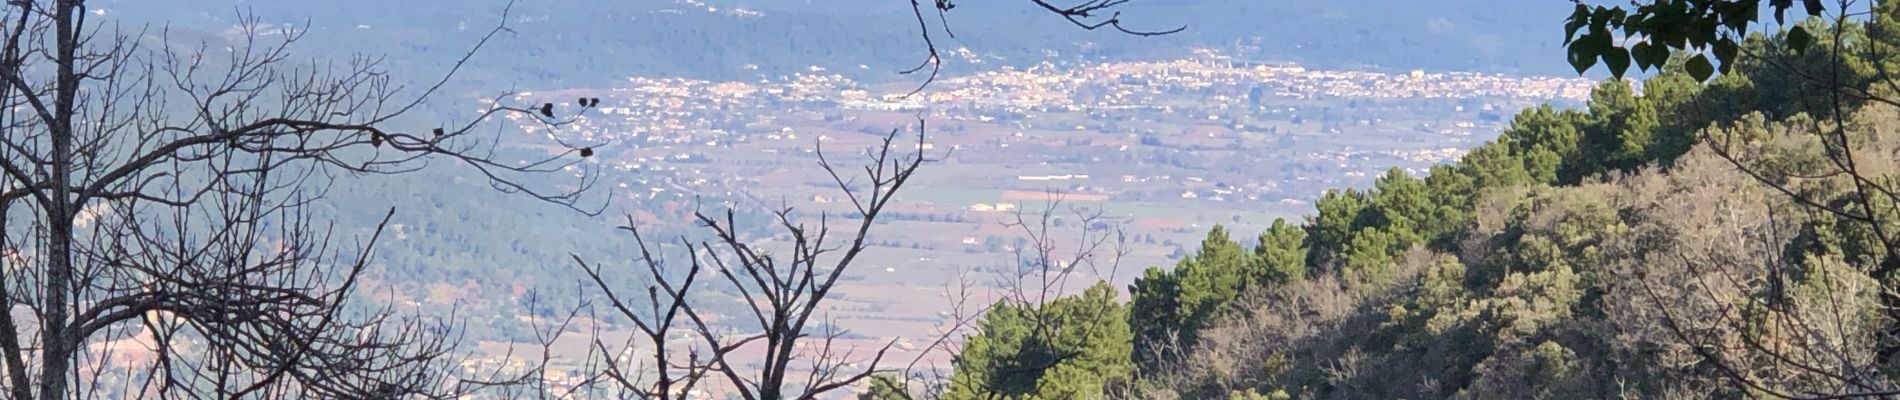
{"left": 94, "top": 0, "right": 1592, "bottom": 89}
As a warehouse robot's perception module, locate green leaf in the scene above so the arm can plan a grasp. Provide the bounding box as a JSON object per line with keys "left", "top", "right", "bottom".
{"left": 1686, "top": 54, "right": 1715, "bottom": 81}
{"left": 1743, "top": 1, "right": 1761, "bottom": 26}
{"left": 1772, "top": 0, "right": 1793, "bottom": 24}
{"left": 1566, "top": 29, "right": 1614, "bottom": 75}
{"left": 1643, "top": 41, "right": 1672, "bottom": 71}
{"left": 1787, "top": 25, "right": 1812, "bottom": 53}
{"left": 1689, "top": 17, "right": 1718, "bottom": 48}
{"left": 1567, "top": 31, "right": 1611, "bottom": 75}
{"left": 1717, "top": 2, "right": 1749, "bottom": 32}
{"left": 1603, "top": 46, "right": 1632, "bottom": 78}
{"left": 1568, "top": 47, "right": 1598, "bottom": 75}
{"left": 1564, "top": 4, "right": 1590, "bottom": 43}
{"left": 1713, "top": 38, "right": 1738, "bottom": 67}
{"left": 1631, "top": 42, "right": 1658, "bottom": 70}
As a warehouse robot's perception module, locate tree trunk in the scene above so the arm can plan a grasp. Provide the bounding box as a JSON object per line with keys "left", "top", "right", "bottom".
{"left": 38, "top": 1, "right": 79, "bottom": 397}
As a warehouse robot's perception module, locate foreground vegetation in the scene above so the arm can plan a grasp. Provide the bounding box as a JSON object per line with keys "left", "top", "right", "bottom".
{"left": 905, "top": 6, "right": 1900, "bottom": 399}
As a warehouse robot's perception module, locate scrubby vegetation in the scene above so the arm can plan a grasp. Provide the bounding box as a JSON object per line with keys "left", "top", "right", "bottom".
{"left": 911, "top": 7, "right": 1900, "bottom": 399}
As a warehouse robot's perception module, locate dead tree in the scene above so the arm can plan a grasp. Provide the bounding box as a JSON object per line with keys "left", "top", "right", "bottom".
{"left": 995, "top": 200, "right": 1130, "bottom": 311}
{"left": 0, "top": 0, "right": 603, "bottom": 398}
{"left": 957, "top": 201, "right": 1130, "bottom": 399}
{"left": 844, "top": 198, "right": 1129, "bottom": 400}
{"left": 574, "top": 127, "right": 929, "bottom": 399}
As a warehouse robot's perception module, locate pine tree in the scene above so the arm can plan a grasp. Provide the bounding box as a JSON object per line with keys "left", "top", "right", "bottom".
{"left": 1252, "top": 218, "right": 1310, "bottom": 286}
{"left": 947, "top": 283, "right": 1133, "bottom": 400}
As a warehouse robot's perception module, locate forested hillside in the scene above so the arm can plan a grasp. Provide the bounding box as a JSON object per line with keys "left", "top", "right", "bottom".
{"left": 915, "top": 9, "right": 1900, "bottom": 400}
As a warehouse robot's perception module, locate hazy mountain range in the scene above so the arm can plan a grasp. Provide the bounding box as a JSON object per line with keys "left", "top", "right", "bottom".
{"left": 95, "top": 0, "right": 1591, "bottom": 88}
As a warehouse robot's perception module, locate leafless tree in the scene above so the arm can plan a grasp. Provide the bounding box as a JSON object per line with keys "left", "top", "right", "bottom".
{"left": 994, "top": 199, "right": 1130, "bottom": 310}
{"left": 572, "top": 126, "right": 931, "bottom": 399}
{"left": 483, "top": 1, "right": 1176, "bottom": 397}
{"left": 0, "top": 0, "right": 608, "bottom": 398}
{"left": 900, "top": 198, "right": 1131, "bottom": 400}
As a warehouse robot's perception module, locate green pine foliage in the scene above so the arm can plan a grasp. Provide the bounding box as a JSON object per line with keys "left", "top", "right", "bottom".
{"left": 944, "top": 13, "right": 1900, "bottom": 399}
{"left": 1253, "top": 219, "right": 1310, "bottom": 286}
{"left": 945, "top": 282, "right": 1133, "bottom": 400}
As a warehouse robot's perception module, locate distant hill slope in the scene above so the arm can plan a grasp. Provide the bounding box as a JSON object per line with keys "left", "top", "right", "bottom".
{"left": 94, "top": 0, "right": 1587, "bottom": 88}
